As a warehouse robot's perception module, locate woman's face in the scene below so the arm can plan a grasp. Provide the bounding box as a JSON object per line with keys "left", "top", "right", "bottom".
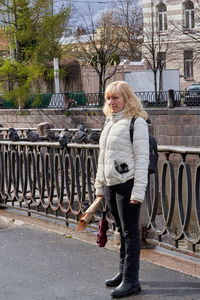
{"left": 106, "top": 92, "right": 126, "bottom": 113}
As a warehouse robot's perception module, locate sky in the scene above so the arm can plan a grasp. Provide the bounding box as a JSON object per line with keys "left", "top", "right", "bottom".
{"left": 61, "top": 0, "right": 141, "bottom": 32}
{"left": 72, "top": 0, "right": 141, "bottom": 15}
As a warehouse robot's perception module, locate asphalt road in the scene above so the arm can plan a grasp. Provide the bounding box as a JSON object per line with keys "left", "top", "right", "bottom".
{"left": 0, "top": 222, "right": 200, "bottom": 300}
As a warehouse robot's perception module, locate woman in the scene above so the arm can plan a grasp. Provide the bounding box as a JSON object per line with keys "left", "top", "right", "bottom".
{"left": 95, "top": 81, "right": 149, "bottom": 298}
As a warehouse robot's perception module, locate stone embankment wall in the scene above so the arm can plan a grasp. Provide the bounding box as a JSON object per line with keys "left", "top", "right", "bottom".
{"left": 0, "top": 109, "right": 105, "bottom": 130}
{"left": 0, "top": 107, "right": 200, "bottom": 146}
{"left": 147, "top": 107, "right": 200, "bottom": 147}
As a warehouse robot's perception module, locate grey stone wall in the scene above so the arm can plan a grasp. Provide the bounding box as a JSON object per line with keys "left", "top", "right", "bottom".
{"left": 146, "top": 107, "right": 200, "bottom": 147}
{"left": 0, "top": 107, "right": 200, "bottom": 146}
{"left": 0, "top": 109, "right": 104, "bottom": 130}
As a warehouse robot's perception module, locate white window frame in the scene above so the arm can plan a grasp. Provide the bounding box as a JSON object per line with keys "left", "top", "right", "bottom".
{"left": 184, "top": 1, "right": 195, "bottom": 29}
{"left": 157, "top": 3, "right": 167, "bottom": 32}
{"left": 184, "top": 50, "right": 193, "bottom": 79}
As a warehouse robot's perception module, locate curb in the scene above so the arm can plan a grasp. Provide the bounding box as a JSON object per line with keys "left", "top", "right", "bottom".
{"left": 140, "top": 248, "right": 200, "bottom": 279}
{"left": 0, "top": 210, "right": 200, "bottom": 279}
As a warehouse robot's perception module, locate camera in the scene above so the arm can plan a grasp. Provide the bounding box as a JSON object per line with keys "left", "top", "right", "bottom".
{"left": 114, "top": 161, "right": 129, "bottom": 174}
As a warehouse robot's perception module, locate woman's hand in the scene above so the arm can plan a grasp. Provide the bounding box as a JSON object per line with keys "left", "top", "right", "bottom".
{"left": 96, "top": 195, "right": 104, "bottom": 198}
{"left": 130, "top": 199, "right": 140, "bottom": 204}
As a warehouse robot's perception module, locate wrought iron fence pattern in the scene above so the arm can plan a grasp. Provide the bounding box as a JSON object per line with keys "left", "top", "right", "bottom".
{"left": 0, "top": 142, "right": 102, "bottom": 221}
{"left": 147, "top": 146, "right": 200, "bottom": 254}
{"left": 0, "top": 141, "right": 199, "bottom": 256}
{"left": 1, "top": 90, "right": 200, "bottom": 109}
{"left": 47, "top": 90, "right": 195, "bottom": 108}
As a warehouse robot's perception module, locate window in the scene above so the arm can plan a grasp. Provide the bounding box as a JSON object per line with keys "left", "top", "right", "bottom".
{"left": 157, "top": 3, "right": 167, "bottom": 32}
{"left": 157, "top": 52, "right": 166, "bottom": 69}
{"left": 184, "top": 50, "right": 193, "bottom": 79}
{"left": 184, "top": 0, "right": 195, "bottom": 29}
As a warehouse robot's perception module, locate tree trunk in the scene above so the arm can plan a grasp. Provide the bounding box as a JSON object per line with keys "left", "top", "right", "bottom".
{"left": 159, "top": 68, "right": 163, "bottom": 104}
{"left": 98, "top": 74, "right": 103, "bottom": 94}
{"left": 159, "top": 69, "right": 163, "bottom": 92}
{"left": 13, "top": 0, "right": 20, "bottom": 61}
{"left": 98, "top": 71, "right": 104, "bottom": 106}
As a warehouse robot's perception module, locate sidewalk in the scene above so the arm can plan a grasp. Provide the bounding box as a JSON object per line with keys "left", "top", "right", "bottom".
{"left": 0, "top": 210, "right": 200, "bottom": 300}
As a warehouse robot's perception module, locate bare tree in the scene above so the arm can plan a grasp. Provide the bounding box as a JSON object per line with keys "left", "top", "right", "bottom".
{"left": 142, "top": 3, "right": 177, "bottom": 101}
{"left": 71, "top": 7, "right": 122, "bottom": 95}
{"left": 113, "top": 0, "right": 142, "bottom": 61}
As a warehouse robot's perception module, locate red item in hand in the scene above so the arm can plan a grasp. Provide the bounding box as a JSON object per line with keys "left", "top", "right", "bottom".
{"left": 96, "top": 218, "right": 109, "bottom": 247}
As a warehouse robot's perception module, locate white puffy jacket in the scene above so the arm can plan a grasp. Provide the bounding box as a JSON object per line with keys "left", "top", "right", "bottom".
{"left": 95, "top": 110, "right": 149, "bottom": 202}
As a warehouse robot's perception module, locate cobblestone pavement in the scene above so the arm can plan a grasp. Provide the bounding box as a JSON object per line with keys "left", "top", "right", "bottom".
{"left": 0, "top": 219, "right": 200, "bottom": 300}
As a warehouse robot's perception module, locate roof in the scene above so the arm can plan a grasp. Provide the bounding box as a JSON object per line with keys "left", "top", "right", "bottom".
{"left": 59, "top": 34, "right": 96, "bottom": 45}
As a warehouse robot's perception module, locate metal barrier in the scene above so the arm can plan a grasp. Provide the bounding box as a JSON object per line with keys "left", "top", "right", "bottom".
{"left": 147, "top": 145, "right": 200, "bottom": 256}
{"left": 0, "top": 141, "right": 102, "bottom": 225}
{"left": 135, "top": 91, "right": 182, "bottom": 107}
{"left": 0, "top": 141, "right": 199, "bottom": 257}
{"left": 1, "top": 90, "right": 199, "bottom": 109}
{"left": 49, "top": 91, "right": 184, "bottom": 108}
{"left": 49, "top": 91, "right": 173, "bottom": 108}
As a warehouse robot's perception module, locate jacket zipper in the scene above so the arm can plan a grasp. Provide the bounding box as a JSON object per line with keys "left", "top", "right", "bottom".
{"left": 102, "top": 122, "right": 113, "bottom": 184}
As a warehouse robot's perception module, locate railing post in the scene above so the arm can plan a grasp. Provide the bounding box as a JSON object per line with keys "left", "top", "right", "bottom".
{"left": 168, "top": 89, "right": 175, "bottom": 108}
{"left": 63, "top": 92, "right": 70, "bottom": 109}
{"left": 0, "top": 124, "right": 3, "bottom": 140}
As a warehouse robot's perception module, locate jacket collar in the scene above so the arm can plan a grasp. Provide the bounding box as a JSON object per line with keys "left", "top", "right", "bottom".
{"left": 109, "top": 110, "right": 125, "bottom": 122}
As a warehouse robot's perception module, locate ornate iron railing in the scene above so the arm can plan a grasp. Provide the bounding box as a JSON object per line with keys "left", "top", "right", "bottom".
{"left": 0, "top": 140, "right": 199, "bottom": 257}
{"left": 46, "top": 91, "right": 199, "bottom": 108}
{"left": 0, "top": 90, "right": 200, "bottom": 109}
{"left": 146, "top": 146, "right": 200, "bottom": 256}
{"left": 0, "top": 141, "right": 101, "bottom": 224}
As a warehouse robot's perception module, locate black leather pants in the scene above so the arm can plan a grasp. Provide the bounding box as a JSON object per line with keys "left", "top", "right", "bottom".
{"left": 104, "top": 178, "right": 141, "bottom": 283}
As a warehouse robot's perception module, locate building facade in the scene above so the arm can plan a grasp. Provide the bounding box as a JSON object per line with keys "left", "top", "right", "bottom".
{"left": 142, "top": 0, "right": 200, "bottom": 90}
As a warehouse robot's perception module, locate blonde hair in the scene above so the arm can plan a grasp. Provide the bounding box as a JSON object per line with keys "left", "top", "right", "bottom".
{"left": 103, "top": 81, "right": 148, "bottom": 120}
